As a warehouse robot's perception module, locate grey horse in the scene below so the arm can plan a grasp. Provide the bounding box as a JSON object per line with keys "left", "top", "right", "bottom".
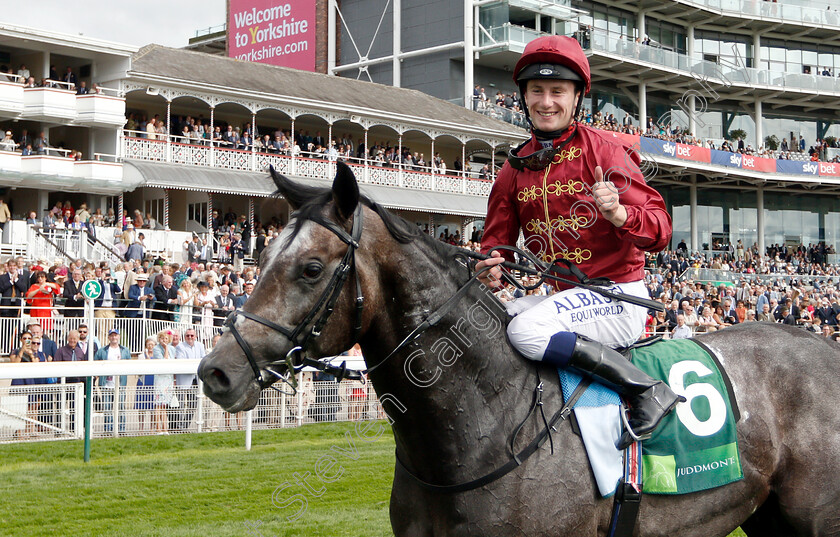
{"left": 199, "top": 162, "right": 840, "bottom": 536}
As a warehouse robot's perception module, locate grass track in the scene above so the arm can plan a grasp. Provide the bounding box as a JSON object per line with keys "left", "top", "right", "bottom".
{"left": 0, "top": 423, "right": 747, "bottom": 537}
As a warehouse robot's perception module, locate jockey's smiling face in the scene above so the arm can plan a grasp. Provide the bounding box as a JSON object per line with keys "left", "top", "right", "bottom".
{"left": 524, "top": 79, "right": 580, "bottom": 134}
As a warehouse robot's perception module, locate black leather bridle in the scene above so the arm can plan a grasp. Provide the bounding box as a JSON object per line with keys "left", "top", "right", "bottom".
{"left": 223, "top": 203, "right": 365, "bottom": 391}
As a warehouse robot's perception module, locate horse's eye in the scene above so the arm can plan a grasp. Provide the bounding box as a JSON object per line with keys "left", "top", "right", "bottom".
{"left": 302, "top": 263, "right": 323, "bottom": 279}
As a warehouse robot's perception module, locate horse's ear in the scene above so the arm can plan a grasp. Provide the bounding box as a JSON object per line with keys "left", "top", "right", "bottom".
{"left": 331, "top": 161, "right": 359, "bottom": 220}
{"left": 269, "top": 165, "right": 320, "bottom": 210}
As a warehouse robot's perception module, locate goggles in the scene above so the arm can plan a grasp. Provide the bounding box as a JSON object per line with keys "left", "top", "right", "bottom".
{"left": 506, "top": 127, "right": 579, "bottom": 171}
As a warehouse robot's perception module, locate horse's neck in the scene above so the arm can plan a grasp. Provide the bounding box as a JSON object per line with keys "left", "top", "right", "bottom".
{"left": 361, "top": 238, "right": 539, "bottom": 476}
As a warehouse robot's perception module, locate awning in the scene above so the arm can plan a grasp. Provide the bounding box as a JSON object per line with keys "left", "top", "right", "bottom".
{"left": 125, "top": 160, "right": 488, "bottom": 217}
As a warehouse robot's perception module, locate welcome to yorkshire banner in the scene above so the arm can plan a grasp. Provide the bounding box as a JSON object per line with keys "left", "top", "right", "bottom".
{"left": 228, "top": 0, "right": 315, "bottom": 71}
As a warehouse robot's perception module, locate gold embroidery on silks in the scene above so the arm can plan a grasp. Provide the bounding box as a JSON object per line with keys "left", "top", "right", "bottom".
{"left": 546, "top": 179, "right": 585, "bottom": 196}
{"left": 517, "top": 185, "right": 543, "bottom": 202}
{"left": 525, "top": 214, "right": 590, "bottom": 234}
{"left": 534, "top": 247, "right": 592, "bottom": 264}
{"left": 516, "top": 179, "right": 585, "bottom": 203}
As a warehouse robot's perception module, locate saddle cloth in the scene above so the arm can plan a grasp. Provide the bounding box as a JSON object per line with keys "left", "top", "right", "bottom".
{"left": 558, "top": 338, "right": 742, "bottom": 497}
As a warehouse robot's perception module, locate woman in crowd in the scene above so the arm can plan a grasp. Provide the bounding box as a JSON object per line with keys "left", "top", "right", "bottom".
{"left": 25, "top": 271, "right": 61, "bottom": 332}
{"left": 152, "top": 330, "right": 176, "bottom": 435}
{"left": 698, "top": 305, "right": 720, "bottom": 332}
{"left": 135, "top": 337, "right": 157, "bottom": 433}
{"left": 194, "top": 281, "right": 216, "bottom": 338}
{"left": 735, "top": 300, "right": 748, "bottom": 323}
{"left": 217, "top": 232, "right": 231, "bottom": 264}
{"left": 175, "top": 278, "right": 196, "bottom": 324}
{"left": 133, "top": 209, "right": 144, "bottom": 229}
{"left": 713, "top": 304, "right": 732, "bottom": 329}
{"left": 10, "top": 331, "right": 48, "bottom": 438}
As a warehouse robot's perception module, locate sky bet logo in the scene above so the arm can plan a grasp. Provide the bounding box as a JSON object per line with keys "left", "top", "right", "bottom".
{"left": 676, "top": 145, "right": 692, "bottom": 157}
{"left": 803, "top": 162, "right": 817, "bottom": 173}
{"left": 729, "top": 154, "right": 742, "bottom": 166}
{"left": 742, "top": 155, "right": 755, "bottom": 167}
{"left": 662, "top": 142, "right": 676, "bottom": 156}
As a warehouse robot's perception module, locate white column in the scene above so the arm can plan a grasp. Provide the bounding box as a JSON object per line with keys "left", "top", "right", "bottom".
{"left": 690, "top": 175, "right": 698, "bottom": 253}
{"left": 687, "top": 26, "right": 696, "bottom": 137}
{"left": 250, "top": 111, "right": 257, "bottom": 171}
{"left": 363, "top": 128, "right": 369, "bottom": 183}
{"left": 398, "top": 134, "right": 403, "bottom": 187}
{"left": 327, "top": 0, "right": 337, "bottom": 74}
{"left": 639, "top": 82, "right": 647, "bottom": 131}
{"left": 637, "top": 11, "right": 646, "bottom": 41}
{"left": 687, "top": 25, "right": 694, "bottom": 57}
{"left": 165, "top": 100, "right": 172, "bottom": 162}
{"left": 461, "top": 142, "right": 467, "bottom": 179}
{"left": 209, "top": 106, "right": 215, "bottom": 167}
{"left": 756, "top": 186, "right": 765, "bottom": 262}
{"left": 393, "top": 0, "right": 401, "bottom": 87}
{"left": 43, "top": 51, "right": 50, "bottom": 79}
{"left": 290, "top": 118, "right": 296, "bottom": 175}
{"left": 689, "top": 93, "right": 697, "bottom": 137}
{"left": 754, "top": 33, "right": 761, "bottom": 66}
{"left": 755, "top": 99, "right": 763, "bottom": 149}
{"left": 430, "top": 138, "right": 435, "bottom": 181}
{"left": 464, "top": 0, "right": 474, "bottom": 109}
{"left": 490, "top": 144, "right": 496, "bottom": 180}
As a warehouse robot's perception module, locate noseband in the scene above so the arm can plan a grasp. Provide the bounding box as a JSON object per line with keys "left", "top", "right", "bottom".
{"left": 223, "top": 203, "right": 365, "bottom": 391}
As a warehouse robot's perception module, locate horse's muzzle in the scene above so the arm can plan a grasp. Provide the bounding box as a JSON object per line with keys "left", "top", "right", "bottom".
{"left": 198, "top": 350, "right": 262, "bottom": 413}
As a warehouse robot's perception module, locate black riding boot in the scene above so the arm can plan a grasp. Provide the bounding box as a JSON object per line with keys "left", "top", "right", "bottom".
{"left": 568, "top": 335, "right": 684, "bottom": 449}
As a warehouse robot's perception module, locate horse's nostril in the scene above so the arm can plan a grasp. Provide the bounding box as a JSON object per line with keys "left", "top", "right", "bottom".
{"left": 207, "top": 367, "right": 231, "bottom": 391}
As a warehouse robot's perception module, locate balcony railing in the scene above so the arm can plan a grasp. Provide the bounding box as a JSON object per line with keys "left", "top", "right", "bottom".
{"left": 687, "top": 0, "right": 840, "bottom": 29}
{"left": 586, "top": 28, "right": 840, "bottom": 94}
{"left": 122, "top": 133, "right": 495, "bottom": 198}
{"left": 22, "top": 84, "right": 77, "bottom": 122}
{"left": 0, "top": 77, "right": 24, "bottom": 117}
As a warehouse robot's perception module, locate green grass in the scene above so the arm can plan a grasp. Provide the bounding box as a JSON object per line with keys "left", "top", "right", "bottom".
{"left": 0, "top": 423, "right": 749, "bottom": 537}
{"left": 0, "top": 423, "right": 394, "bottom": 537}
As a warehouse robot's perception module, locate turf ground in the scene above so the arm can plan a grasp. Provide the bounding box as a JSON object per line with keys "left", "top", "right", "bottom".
{"left": 0, "top": 422, "right": 747, "bottom": 537}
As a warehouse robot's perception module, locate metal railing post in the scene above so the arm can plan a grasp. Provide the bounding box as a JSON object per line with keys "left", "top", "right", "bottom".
{"left": 196, "top": 380, "right": 205, "bottom": 433}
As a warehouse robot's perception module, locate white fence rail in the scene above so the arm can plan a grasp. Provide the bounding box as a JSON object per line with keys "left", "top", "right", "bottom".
{"left": 0, "top": 359, "right": 378, "bottom": 444}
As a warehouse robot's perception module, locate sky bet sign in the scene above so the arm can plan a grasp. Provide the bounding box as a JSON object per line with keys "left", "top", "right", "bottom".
{"left": 228, "top": 0, "right": 316, "bottom": 71}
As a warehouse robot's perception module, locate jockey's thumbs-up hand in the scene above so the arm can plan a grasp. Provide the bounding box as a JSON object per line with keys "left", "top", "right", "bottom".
{"left": 476, "top": 250, "right": 505, "bottom": 289}
{"left": 592, "top": 166, "right": 627, "bottom": 227}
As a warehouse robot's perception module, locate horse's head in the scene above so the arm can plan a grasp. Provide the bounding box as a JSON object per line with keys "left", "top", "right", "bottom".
{"left": 198, "top": 162, "right": 412, "bottom": 412}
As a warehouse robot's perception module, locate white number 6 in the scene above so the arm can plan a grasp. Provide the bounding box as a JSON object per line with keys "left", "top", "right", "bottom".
{"left": 667, "top": 360, "right": 727, "bottom": 437}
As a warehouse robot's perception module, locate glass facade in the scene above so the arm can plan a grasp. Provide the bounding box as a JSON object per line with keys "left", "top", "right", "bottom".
{"left": 759, "top": 39, "right": 840, "bottom": 76}
{"left": 664, "top": 187, "right": 840, "bottom": 252}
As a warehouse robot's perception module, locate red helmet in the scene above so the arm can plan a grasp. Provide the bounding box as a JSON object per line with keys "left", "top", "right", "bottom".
{"left": 512, "top": 35, "right": 591, "bottom": 95}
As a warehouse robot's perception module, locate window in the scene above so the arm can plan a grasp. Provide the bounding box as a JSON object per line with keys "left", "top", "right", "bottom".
{"left": 188, "top": 202, "right": 208, "bottom": 228}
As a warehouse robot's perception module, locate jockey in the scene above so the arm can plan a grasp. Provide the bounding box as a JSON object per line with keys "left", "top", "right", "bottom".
{"left": 477, "top": 35, "right": 683, "bottom": 449}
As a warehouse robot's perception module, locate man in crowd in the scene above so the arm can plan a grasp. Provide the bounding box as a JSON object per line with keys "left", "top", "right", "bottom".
{"left": 756, "top": 303, "right": 773, "bottom": 321}
{"left": 77, "top": 324, "right": 99, "bottom": 358}
{"left": 664, "top": 299, "right": 679, "bottom": 331}
{"left": 55, "top": 330, "right": 85, "bottom": 384}
{"left": 94, "top": 328, "right": 131, "bottom": 434}
{"left": 187, "top": 234, "right": 201, "bottom": 264}
{"left": 174, "top": 328, "right": 206, "bottom": 430}
{"left": 126, "top": 273, "right": 154, "bottom": 318}
{"left": 94, "top": 267, "right": 121, "bottom": 319}
{"left": 63, "top": 269, "right": 85, "bottom": 318}
{"left": 0, "top": 259, "right": 27, "bottom": 318}
{"left": 153, "top": 275, "right": 179, "bottom": 321}
{"left": 671, "top": 314, "right": 693, "bottom": 339}
{"left": 126, "top": 233, "right": 145, "bottom": 262}
{"left": 214, "top": 284, "right": 236, "bottom": 327}
{"left": 236, "top": 281, "right": 254, "bottom": 308}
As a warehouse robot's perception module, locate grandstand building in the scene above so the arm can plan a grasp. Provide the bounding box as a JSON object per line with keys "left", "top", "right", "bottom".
{"left": 0, "top": 22, "right": 524, "bottom": 262}
{"left": 329, "top": 0, "right": 840, "bottom": 258}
